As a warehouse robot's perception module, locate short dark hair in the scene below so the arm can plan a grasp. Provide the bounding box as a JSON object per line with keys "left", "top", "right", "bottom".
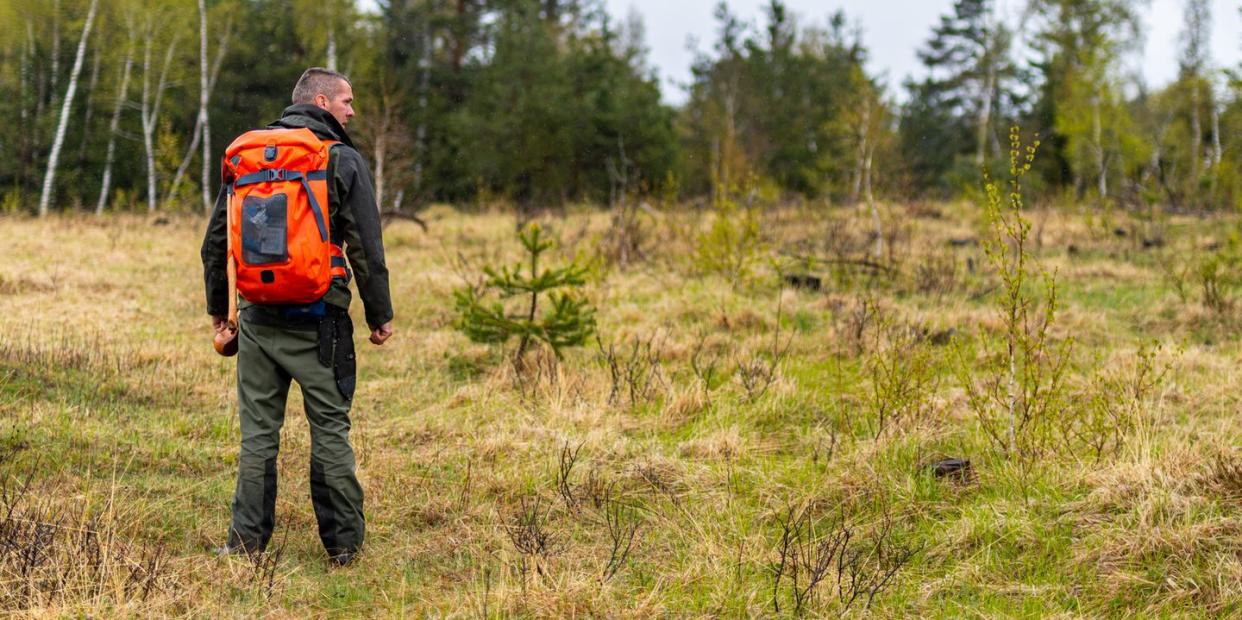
{"left": 291, "top": 67, "right": 352, "bottom": 104}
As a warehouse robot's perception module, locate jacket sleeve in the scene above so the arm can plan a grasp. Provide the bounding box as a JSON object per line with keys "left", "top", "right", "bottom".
{"left": 332, "top": 146, "right": 394, "bottom": 329}
{"left": 201, "top": 187, "right": 230, "bottom": 316}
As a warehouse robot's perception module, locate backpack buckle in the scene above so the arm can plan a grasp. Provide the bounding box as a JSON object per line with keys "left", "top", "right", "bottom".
{"left": 266, "top": 169, "right": 285, "bottom": 182}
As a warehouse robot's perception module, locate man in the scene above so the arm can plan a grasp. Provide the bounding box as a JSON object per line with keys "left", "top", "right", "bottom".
{"left": 200, "top": 67, "right": 393, "bottom": 567}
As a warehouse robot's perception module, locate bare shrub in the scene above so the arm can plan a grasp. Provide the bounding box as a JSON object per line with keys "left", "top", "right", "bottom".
{"left": 600, "top": 496, "right": 640, "bottom": 583}
{"left": 820, "top": 214, "right": 882, "bottom": 289}
{"left": 596, "top": 333, "right": 668, "bottom": 409}
{"left": 770, "top": 504, "right": 918, "bottom": 615}
{"left": 505, "top": 496, "right": 558, "bottom": 585}
{"left": 877, "top": 211, "right": 912, "bottom": 270}
{"left": 248, "top": 535, "right": 287, "bottom": 601}
{"left": 730, "top": 299, "right": 794, "bottom": 402}
{"left": 735, "top": 332, "right": 792, "bottom": 403}
{"left": 0, "top": 471, "right": 169, "bottom": 612}
{"left": 556, "top": 441, "right": 582, "bottom": 512}
{"left": 508, "top": 345, "right": 561, "bottom": 405}
{"left": 1157, "top": 249, "right": 1194, "bottom": 305}
{"left": 690, "top": 330, "right": 724, "bottom": 394}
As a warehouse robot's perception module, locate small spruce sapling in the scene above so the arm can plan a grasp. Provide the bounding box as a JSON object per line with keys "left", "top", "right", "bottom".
{"left": 454, "top": 224, "right": 596, "bottom": 359}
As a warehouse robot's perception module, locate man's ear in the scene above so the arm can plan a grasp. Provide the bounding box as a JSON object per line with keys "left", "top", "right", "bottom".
{"left": 314, "top": 93, "right": 329, "bottom": 109}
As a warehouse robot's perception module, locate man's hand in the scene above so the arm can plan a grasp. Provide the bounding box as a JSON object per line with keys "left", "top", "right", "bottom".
{"left": 211, "top": 314, "right": 229, "bottom": 333}
{"left": 369, "top": 321, "right": 394, "bottom": 346}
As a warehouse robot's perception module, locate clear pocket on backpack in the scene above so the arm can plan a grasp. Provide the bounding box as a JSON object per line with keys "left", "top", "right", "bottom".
{"left": 241, "top": 194, "right": 288, "bottom": 265}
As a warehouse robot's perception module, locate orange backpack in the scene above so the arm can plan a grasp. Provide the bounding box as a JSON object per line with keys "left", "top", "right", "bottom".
{"left": 222, "top": 127, "right": 348, "bottom": 305}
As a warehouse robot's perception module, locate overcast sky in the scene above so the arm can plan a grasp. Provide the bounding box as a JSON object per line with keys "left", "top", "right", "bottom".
{"left": 360, "top": 0, "right": 1242, "bottom": 105}
{"left": 605, "top": 0, "right": 1242, "bottom": 104}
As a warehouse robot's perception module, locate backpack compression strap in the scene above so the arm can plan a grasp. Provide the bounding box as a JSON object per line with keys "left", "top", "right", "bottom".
{"left": 330, "top": 246, "right": 350, "bottom": 283}
{"left": 233, "top": 169, "right": 330, "bottom": 242}
{"left": 320, "top": 141, "right": 350, "bottom": 284}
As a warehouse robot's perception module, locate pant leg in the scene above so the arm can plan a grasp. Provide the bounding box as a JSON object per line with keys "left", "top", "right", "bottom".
{"left": 229, "top": 320, "right": 291, "bottom": 553}
{"left": 270, "top": 317, "right": 365, "bottom": 557}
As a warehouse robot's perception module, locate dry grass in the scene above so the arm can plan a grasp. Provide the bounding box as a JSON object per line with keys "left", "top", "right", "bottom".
{"left": 2, "top": 203, "right": 1242, "bottom": 616}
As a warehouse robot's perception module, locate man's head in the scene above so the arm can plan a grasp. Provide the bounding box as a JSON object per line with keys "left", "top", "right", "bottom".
{"left": 291, "top": 67, "right": 354, "bottom": 127}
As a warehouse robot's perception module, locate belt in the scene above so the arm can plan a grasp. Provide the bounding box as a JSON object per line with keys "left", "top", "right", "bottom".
{"left": 240, "top": 302, "right": 345, "bottom": 331}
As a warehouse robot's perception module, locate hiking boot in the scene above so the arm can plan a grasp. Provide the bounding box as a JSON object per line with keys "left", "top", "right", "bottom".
{"left": 213, "top": 544, "right": 246, "bottom": 558}
{"left": 328, "top": 550, "right": 357, "bottom": 568}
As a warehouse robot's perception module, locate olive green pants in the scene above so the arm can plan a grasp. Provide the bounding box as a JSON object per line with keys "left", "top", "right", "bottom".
{"left": 227, "top": 316, "right": 364, "bottom": 558}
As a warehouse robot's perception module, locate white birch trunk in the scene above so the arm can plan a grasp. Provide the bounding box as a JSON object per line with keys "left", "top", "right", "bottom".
{"left": 198, "top": 0, "right": 212, "bottom": 212}
{"left": 374, "top": 128, "right": 386, "bottom": 212}
{"left": 976, "top": 69, "right": 995, "bottom": 166}
{"left": 96, "top": 33, "right": 135, "bottom": 215}
{"left": 140, "top": 23, "right": 177, "bottom": 213}
{"left": 1210, "top": 92, "right": 1222, "bottom": 168}
{"left": 851, "top": 97, "right": 870, "bottom": 205}
{"left": 140, "top": 32, "right": 156, "bottom": 213}
{"left": 867, "top": 151, "right": 881, "bottom": 259}
{"left": 168, "top": 19, "right": 230, "bottom": 206}
{"left": 38, "top": 0, "right": 98, "bottom": 217}
{"left": 327, "top": 26, "right": 338, "bottom": 71}
{"left": 1092, "top": 94, "right": 1106, "bottom": 199}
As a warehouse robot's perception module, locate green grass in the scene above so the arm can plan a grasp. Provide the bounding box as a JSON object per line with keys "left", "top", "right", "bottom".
{"left": 2, "top": 203, "right": 1242, "bottom": 617}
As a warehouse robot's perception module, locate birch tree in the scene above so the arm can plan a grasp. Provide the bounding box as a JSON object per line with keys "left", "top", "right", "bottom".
{"left": 198, "top": 0, "right": 212, "bottom": 212}
{"left": 1028, "top": 0, "right": 1142, "bottom": 198}
{"left": 1179, "top": 0, "right": 1211, "bottom": 202}
{"left": 96, "top": 16, "right": 136, "bottom": 215}
{"left": 38, "top": 0, "right": 99, "bottom": 217}
{"left": 166, "top": 14, "right": 230, "bottom": 208}
{"left": 139, "top": 17, "right": 178, "bottom": 213}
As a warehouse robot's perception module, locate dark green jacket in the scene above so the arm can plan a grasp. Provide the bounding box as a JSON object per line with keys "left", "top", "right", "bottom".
{"left": 201, "top": 105, "right": 394, "bottom": 329}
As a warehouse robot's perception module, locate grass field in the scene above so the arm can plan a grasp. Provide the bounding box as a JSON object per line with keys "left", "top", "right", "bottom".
{"left": 3, "top": 200, "right": 1242, "bottom": 617}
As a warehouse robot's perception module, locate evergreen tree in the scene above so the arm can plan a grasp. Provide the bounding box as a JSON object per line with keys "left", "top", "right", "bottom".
{"left": 899, "top": 0, "right": 1022, "bottom": 194}
{"left": 454, "top": 224, "right": 596, "bottom": 359}
{"left": 681, "top": 3, "right": 878, "bottom": 200}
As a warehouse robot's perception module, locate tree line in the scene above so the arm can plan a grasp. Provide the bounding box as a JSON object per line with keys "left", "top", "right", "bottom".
{"left": 1, "top": 0, "right": 1240, "bottom": 216}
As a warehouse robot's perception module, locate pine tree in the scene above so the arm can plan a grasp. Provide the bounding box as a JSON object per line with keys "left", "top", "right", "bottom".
{"left": 454, "top": 224, "right": 596, "bottom": 359}
{"left": 900, "top": 0, "right": 1022, "bottom": 193}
